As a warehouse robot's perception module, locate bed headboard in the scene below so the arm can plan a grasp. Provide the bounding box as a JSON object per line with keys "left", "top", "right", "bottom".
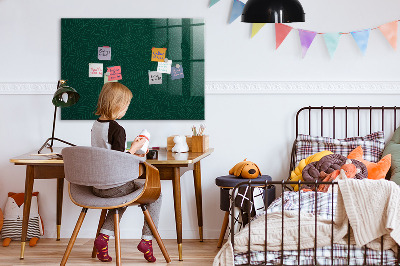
{"left": 290, "top": 106, "right": 400, "bottom": 179}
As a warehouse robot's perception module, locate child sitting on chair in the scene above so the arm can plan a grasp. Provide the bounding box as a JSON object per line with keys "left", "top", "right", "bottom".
{"left": 91, "top": 82, "right": 162, "bottom": 263}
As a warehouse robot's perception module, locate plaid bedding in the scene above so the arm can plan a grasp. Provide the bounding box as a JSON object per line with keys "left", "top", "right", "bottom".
{"left": 294, "top": 131, "right": 385, "bottom": 166}
{"left": 234, "top": 191, "right": 397, "bottom": 265}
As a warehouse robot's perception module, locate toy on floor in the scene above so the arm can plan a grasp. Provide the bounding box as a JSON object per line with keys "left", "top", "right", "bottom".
{"left": 1, "top": 192, "right": 44, "bottom": 247}
{"left": 229, "top": 159, "right": 261, "bottom": 179}
{"left": 0, "top": 208, "right": 3, "bottom": 232}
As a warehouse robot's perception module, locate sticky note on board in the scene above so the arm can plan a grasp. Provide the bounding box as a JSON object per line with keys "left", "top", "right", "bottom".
{"left": 89, "top": 63, "right": 103, "bottom": 77}
{"left": 157, "top": 60, "right": 172, "bottom": 74}
{"left": 104, "top": 72, "right": 117, "bottom": 84}
{"left": 107, "top": 66, "right": 122, "bottom": 81}
{"left": 149, "top": 71, "right": 162, "bottom": 85}
{"left": 98, "top": 46, "right": 111, "bottom": 60}
{"left": 151, "top": 47, "right": 167, "bottom": 62}
{"left": 171, "top": 65, "right": 184, "bottom": 80}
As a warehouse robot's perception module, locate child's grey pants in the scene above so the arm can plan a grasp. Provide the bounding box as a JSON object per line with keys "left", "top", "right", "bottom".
{"left": 92, "top": 179, "right": 162, "bottom": 240}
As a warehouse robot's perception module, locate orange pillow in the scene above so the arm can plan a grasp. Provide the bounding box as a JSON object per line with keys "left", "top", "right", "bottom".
{"left": 347, "top": 146, "right": 391, "bottom": 180}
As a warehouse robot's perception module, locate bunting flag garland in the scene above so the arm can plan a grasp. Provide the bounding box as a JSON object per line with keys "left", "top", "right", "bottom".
{"left": 298, "top": 29, "right": 317, "bottom": 58}
{"left": 378, "top": 21, "right": 398, "bottom": 50}
{"left": 229, "top": 0, "right": 245, "bottom": 24}
{"left": 351, "top": 29, "right": 370, "bottom": 55}
{"left": 275, "top": 23, "right": 293, "bottom": 49}
{"left": 209, "top": 0, "right": 220, "bottom": 7}
{"left": 207, "top": 3, "right": 400, "bottom": 58}
{"left": 323, "top": 33, "right": 341, "bottom": 58}
{"left": 251, "top": 23, "right": 266, "bottom": 38}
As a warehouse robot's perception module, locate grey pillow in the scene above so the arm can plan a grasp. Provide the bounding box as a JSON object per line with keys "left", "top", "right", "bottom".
{"left": 382, "top": 126, "right": 400, "bottom": 184}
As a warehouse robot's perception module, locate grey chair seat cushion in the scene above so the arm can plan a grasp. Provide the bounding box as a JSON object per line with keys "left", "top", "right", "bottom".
{"left": 70, "top": 180, "right": 145, "bottom": 208}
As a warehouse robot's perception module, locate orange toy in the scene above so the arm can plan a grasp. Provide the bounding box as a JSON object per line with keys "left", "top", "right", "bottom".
{"left": 348, "top": 146, "right": 391, "bottom": 180}
{"left": 1, "top": 192, "right": 43, "bottom": 247}
{"left": 0, "top": 208, "right": 3, "bottom": 232}
{"left": 229, "top": 159, "right": 261, "bottom": 179}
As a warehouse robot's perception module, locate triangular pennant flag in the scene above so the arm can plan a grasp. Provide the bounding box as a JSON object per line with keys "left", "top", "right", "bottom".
{"left": 229, "top": 0, "right": 245, "bottom": 24}
{"left": 351, "top": 29, "right": 370, "bottom": 55}
{"left": 378, "top": 21, "right": 398, "bottom": 50}
{"left": 298, "top": 29, "right": 317, "bottom": 58}
{"left": 323, "top": 33, "right": 341, "bottom": 58}
{"left": 275, "top": 23, "right": 293, "bottom": 49}
{"left": 209, "top": 0, "right": 220, "bottom": 7}
{"left": 251, "top": 23, "right": 266, "bottom": 38}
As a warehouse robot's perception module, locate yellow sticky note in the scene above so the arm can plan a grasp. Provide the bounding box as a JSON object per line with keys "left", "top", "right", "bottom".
{"left": 151, "top": 47, "right": 167, "bottom": 62}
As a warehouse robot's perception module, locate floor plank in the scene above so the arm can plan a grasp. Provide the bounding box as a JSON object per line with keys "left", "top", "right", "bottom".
{"left": 0, "top": 239, "right": 221, "bottom": 265}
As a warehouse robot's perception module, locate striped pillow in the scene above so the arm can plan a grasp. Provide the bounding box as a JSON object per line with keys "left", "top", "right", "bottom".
{"left": 294, "top": 131, "right": 385, "bottom": 166}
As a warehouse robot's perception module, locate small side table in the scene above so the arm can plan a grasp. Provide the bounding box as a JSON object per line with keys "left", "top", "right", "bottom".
{"left": 215, "top": 175, "right": 275, "bottom": 248}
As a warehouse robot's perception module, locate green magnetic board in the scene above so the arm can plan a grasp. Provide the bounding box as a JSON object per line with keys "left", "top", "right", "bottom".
{"left": 61, "top": 18, "right": 204, "bottom": 120}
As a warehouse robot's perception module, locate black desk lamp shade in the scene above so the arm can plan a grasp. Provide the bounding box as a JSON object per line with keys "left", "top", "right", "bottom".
{"left": 38, "top": 80, "right": 80, "bottom": 153}
{"left": 241, "top": 0, "right": 305, "bottom": 23}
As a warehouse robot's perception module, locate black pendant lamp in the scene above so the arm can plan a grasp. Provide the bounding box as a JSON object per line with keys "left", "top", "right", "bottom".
{"left": 242, "top": 0, "right": 305, "bottom": 23}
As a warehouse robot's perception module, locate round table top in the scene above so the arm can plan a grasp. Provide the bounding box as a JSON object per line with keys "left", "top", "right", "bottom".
{"left": 215, "top": 175, "right": 272, "bottom": 188}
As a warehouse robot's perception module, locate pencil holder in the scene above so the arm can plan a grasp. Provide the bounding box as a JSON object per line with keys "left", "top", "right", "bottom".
{"left": 191, "top": 135, "right": 209, "bottom": 153}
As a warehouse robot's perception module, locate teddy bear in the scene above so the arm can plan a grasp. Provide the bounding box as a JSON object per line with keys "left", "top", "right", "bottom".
{"left": 1, "top": 192, "right": 44, "bottom": 247}
{"left": 172, "top": 135, "right": 189, "bottom": 153}
{"left": 229, "top": 159, "right": 261, "bottom": 179}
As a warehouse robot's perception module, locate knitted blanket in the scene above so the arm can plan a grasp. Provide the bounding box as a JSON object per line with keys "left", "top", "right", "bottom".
{"left": 335, "top": 178, "right": 399, "bottom": 251}
{"left": 214, "top": 179, "right": 400, "bottom": 266}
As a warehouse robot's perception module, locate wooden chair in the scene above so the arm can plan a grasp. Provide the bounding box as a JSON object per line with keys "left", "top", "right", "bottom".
{"left": 60, "top": 146, "right": 171, "bottom": 265}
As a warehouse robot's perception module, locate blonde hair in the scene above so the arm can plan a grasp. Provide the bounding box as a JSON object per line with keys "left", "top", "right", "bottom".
{"left": 95, "top": 83, "right": 133, "bottom": 120}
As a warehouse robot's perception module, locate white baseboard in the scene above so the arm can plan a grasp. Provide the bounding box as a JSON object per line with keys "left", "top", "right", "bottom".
{"left": 1, "top": 81, "right": 400, "bottom": 94}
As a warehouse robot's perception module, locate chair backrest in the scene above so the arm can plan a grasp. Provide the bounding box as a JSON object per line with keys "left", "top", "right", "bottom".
{"left": 62, "top": 146, "right": 145, "bottom": 187}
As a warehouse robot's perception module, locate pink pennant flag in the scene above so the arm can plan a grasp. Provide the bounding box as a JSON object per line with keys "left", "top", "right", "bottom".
{"left": 378, "top": 21, "right": 398, "bottom": 50}
{"left": 298, "top": 29, "right": 317, "bottom": 58}
{"left": 275, "top": 23, "right": 293, "bottom": 49}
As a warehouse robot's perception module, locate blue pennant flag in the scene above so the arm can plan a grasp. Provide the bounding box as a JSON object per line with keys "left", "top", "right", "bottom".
{"left": 209, "top": 0, "right": 221, "bottom": 7}
{"left": 229, "top": 0, "right": 245, "bottom": 24}
{"left": 351, "top": 29, "right": 371, "bottom": 55}
{"left": 323, "top": 33, "right": 341, "bottom": 58}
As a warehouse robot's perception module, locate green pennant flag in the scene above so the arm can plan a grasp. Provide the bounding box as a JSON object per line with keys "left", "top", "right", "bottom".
{"left": 209, "top": 0, "right": 220, "bottom": 7}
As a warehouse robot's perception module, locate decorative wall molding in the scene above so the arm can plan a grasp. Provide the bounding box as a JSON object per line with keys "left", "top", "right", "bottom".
{"left": 0, "top": 83, "right": 57, "bottom": 94}
{"left": 1, "top": 81, "right": 400, "bottom": 94}
{"left": 205, "top": 81, "right": 400, "bottom": 94}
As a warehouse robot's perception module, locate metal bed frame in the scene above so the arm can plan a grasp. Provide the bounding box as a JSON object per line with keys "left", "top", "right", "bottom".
{"left": 230, "top": 106, "right": 400, "bottom": 266}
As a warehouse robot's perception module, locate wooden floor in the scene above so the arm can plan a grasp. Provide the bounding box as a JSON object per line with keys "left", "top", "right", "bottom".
{"left": 0, "top": 239, "right": 221, "bottom": 265}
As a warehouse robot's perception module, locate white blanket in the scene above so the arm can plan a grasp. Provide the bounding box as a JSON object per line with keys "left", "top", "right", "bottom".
{"left": 213, "top": 179, "right": 400, "bottom": 266}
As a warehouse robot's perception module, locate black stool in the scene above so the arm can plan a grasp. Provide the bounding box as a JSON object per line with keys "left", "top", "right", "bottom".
{"left": 215, "top": 175, "right": 275, "bottom": 248}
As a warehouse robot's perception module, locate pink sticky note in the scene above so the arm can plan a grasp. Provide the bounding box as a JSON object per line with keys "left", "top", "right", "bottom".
{"left": 107, "top": 66, "right": 121, "bottom": 74}
{"left": 107, "top": 66, "right": 122, "bottom": 81}
{"left": 108, "top": 74, "right": 122, "bottom": 81}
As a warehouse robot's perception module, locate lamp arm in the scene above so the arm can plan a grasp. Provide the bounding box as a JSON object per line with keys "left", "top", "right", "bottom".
{"left": 50, "top": 105, "right": 57, "bottom": 148}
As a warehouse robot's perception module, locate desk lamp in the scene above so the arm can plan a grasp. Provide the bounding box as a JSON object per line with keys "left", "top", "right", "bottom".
{"left": 38, "top": 80, "right": 80, "bottom": 154}
{"left": 241, "top": 0, "right": 305, "bottom": 23}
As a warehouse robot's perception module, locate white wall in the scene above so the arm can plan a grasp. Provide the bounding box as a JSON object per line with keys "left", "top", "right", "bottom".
{"left": 1, "top": 0, "right": 400, "bottom": 240}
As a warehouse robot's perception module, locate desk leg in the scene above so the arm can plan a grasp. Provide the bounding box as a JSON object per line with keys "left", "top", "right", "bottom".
{"left": 193, "top": 161, "right": 203, "bottom": 242}
{"left": 172, "top": 167, "right": 183, "bottom": 261}
{"left": 56, "top": 178, "right": 64, "bottom": 241}
{"left": 20, "top": 165, "right": 35, "bottom": 259}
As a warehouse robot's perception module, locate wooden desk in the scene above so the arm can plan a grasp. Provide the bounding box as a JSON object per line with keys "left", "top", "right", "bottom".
{"left": 10, "top": 147, "right": 213, "bottom": 261}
